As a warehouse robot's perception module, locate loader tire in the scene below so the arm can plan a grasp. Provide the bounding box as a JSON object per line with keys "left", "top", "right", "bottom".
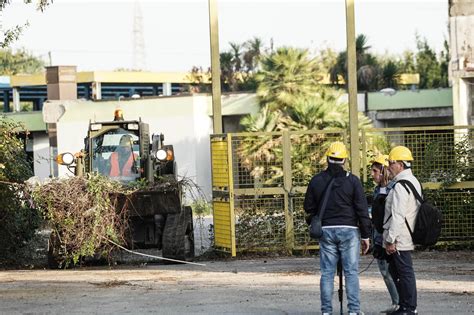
{"left": 162, "top": 206, "right": 194, "bottom": 262}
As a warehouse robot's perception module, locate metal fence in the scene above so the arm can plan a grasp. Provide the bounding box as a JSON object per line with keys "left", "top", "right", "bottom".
{"left": 211, "top": 126, "right": 474, "bottom": 256}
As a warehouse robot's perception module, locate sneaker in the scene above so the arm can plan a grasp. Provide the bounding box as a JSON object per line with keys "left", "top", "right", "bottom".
{"left": 381, "top": 304, "right": 399, "bottom": 313}
{"left": 349, "top": 312, "right": 364, "bottom": 315}
{"left": 391, "top": 308, "right": 417, "bottom": 315}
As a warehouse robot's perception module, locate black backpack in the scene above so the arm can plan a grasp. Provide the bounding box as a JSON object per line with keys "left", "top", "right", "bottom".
{"left": 396, "top": 179, "right": 443, "bottom": 247}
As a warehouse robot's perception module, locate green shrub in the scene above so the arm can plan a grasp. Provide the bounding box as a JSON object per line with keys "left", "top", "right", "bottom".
{"left": 0, "top": 117, "right": 40, "bottom": 265}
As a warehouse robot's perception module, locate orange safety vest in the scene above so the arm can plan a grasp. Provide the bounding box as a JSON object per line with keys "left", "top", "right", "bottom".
{"left": 109, "top": 152, "right": 137, "bottom": 177}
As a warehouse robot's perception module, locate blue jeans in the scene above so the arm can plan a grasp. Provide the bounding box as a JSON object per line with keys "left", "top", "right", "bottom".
{"left": 319, "top": 227, "right": 361, "bottom": 314}
{"left": 374, "top": 230, "right": 399, "bottom": 305}
{"left": 377, "top": 257, "right": 399, "bottom": 305}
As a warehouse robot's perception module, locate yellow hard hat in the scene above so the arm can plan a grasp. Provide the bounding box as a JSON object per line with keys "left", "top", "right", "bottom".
{"left": 325, "top": 141, "right": 348, "bottom": 159}
{"left": 371, "top": 154, "right": 389, "bottom": 167}
{"left": 389, "top": 146, "right": 413, "bottom": 161}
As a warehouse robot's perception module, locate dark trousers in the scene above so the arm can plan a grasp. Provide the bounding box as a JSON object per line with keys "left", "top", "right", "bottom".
{"left": 387, "top": 250, "right": 417, "bottom": 311}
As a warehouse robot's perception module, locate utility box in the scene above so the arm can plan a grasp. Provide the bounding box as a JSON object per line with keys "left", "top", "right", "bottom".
{"left": 46, "top": 66, "right": 77, "bottom": 101}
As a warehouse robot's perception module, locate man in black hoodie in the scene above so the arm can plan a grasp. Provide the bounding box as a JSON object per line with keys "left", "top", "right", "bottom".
{"left": 304, "top": 141, "right": 371, "bottom": 315}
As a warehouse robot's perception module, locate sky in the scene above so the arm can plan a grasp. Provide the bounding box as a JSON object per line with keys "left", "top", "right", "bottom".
{"left": 3, "top": 0, "right": 449, "bottom": 73}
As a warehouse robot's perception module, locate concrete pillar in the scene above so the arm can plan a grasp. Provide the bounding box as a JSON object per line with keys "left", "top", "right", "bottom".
{"left": 3, "top": 89, "right": 10, "bottom": 112}
{"left": 162, "top": 82, "right": 172, "bottom": 96}
{"left": 12, "top": 87, "right": 20, "bottom": 112}
{"left": 45, "top": 65, "right": 77, "bottom": 177}
{"left": 453, "top": 78, "right": 469, "bottom": 126}
{"left": 46, "top": 66, "right": 77, "bottom": 101}
{"left": 92, "top": 81, "right": 102, "bottom": 100}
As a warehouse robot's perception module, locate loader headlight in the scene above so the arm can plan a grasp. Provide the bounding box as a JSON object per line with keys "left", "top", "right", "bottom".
{"left": 155, "top": 149, "right": 168, "bottom": 161}
{"left": 56, "top": 152, "right": 75, "bottom": 165}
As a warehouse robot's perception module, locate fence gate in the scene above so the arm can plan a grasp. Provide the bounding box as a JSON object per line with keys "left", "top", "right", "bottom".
{"left": 210, "top": 135, "right": 236, "bottom": 256}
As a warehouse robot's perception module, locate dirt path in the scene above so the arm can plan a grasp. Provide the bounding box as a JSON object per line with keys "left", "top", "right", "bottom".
{"left": 0, "top": 251, "right": 472, "bottom": 314}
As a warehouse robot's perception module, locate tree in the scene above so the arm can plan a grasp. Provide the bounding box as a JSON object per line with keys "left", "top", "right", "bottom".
{"left": 243, "top": 37, "right": 263, "bottom": 73}
{"left": 219, "top": 51, "right": 235, "bottom": 92}
{"left": 400, "top": 50, "right": 416, "bottom": 73}
{"left": 439, "top": 39, "right": 450, "bottom": 88}
{"left": 330, "top": 34, "right": 381, "bottom": 91}
{"left": 415, "top": 35, "right": 442, "bottom": 89}
{"left": 239, "top": 87, "right": 372, "bottom": 184}
{"left": 187, "top": 37, "right": 267, "bottom": 93}
{"left": 0, "top": 49, "right": 45, "bottom": 75}
{"left": 380, "top": 60, "right": 400, "bottom": 89}
{"left": 185, "top": 66, "right": 211, "bottom": 93}
{"left": 1, "top": 0, "right": 53, "bottom": 48}
{"left": 229, "top": 42, "right": 242, "bottom": 73}
{"left": 256, "top": 47, "right": 322, "bottom": 111}
{"left": 315, "top": 46, "right": 337, "bottom": 75}
{"left": 0, "top": 117, "right": 40, "bottom": 264}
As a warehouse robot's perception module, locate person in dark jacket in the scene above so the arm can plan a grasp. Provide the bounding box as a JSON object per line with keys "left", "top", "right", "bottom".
{"left": 304, "top": 141, "right": 371, "bottom": 315}
{"left": 370, "top": 154, "right": 399, "bottom": 313}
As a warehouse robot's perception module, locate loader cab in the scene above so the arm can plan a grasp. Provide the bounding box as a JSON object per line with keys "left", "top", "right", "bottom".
{"left": 90, "top": 129, "right": 141, "bottom": 182}
{"left": 85, "top": 118, "right": 150, "bottom": 183}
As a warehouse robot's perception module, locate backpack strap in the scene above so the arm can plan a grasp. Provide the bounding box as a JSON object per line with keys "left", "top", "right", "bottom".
{"left": 395, "top": 179, "right": 423, "bottom": 240}
{"left": 318, "top": 178, "right": 336, "bottom": 220}
{"left": 318, "top": 171, "right": 349, "bottom": 219}
{"left": 397, "top": 179, "right": 424, "bottom": 203}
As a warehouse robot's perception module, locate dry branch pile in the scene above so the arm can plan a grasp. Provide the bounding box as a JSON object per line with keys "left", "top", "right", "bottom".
{"left": 31, "top": 174, "right": 135, "bottom": 267}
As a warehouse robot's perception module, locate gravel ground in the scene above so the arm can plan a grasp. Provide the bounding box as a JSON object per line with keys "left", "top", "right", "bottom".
{"left": 0, "top": 250, "right": 472, "bottom": 314}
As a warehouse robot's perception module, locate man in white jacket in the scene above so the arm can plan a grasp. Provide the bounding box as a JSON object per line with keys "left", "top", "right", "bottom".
{"left": 383, "top": 146, "right": 421, "bottom": 315}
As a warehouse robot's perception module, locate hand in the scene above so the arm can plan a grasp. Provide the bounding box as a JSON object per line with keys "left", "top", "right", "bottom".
{"left": 385, "top": 242, "right": 397, "bottom": 255}
{"left": 361, "top": 239, "right": 370, "bottom": 255}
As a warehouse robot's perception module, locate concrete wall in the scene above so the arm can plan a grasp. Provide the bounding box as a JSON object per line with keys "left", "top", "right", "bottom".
{"left": 449, "top": 0, "right": 474, "bottom": 125}
{"left": 32, "top": 133, "right": 51, "bottom": 179}
{"left": 46, "top": 95, "right": 213, "bottom": 199}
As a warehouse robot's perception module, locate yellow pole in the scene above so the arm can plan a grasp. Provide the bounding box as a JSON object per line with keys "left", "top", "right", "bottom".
{"left": 345, "top": 0, "right": 360, "bottom": 177}
{"left": 208, "top": 0, "right": 223, "bottom": 134}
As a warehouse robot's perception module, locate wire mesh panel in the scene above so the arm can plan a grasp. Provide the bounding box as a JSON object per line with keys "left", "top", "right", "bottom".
{"left": 426, "top": 189, "right": 474, "bottom": 240}
{"left": 290, "top": 130, "right": 346, "bottom": 187}
{"left": 211, "top": 126, "right": 474, "bottom": 257}
{"left": 362, "top": 126, "right": 474, "bottom": 242}
{"left": 292, "top": 195, "right": 318, "bottom": 250}
{"left": 234, "top": 194, "right": 286, "bottom": 252}
{"left": 362, "top": 126, "right": 474, "bottom": 184}
{"left": 230, "top": 132, "right": 284, "bottom": 189}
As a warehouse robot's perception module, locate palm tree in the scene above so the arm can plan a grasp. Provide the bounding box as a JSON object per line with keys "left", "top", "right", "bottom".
{"left": 243, "top": 37, "right": 263, "bottom": 73}
{"left": 381, "top": 60, "right": 400, "bottom": 88}
{"left": 355, "top": 34, "right": 371, "bottom": 65}
{"left": 238, "top": 87, "right": 373, "bottom": 184}
{"left": 229, "top": 42, "right": 242, "bottom": 72}
{"left": 256, "top": 47, "right": 321, "bottom": 111}
{"left": 330, "top": 34, "right": 381, "bottom": 91}
{"left": 220, "top": 52, "right": 234, "bottom": 92}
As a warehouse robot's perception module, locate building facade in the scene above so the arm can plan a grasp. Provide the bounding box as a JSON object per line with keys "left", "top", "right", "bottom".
{"left": 449, "top": 0, "right": 474, "bottom": 125}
